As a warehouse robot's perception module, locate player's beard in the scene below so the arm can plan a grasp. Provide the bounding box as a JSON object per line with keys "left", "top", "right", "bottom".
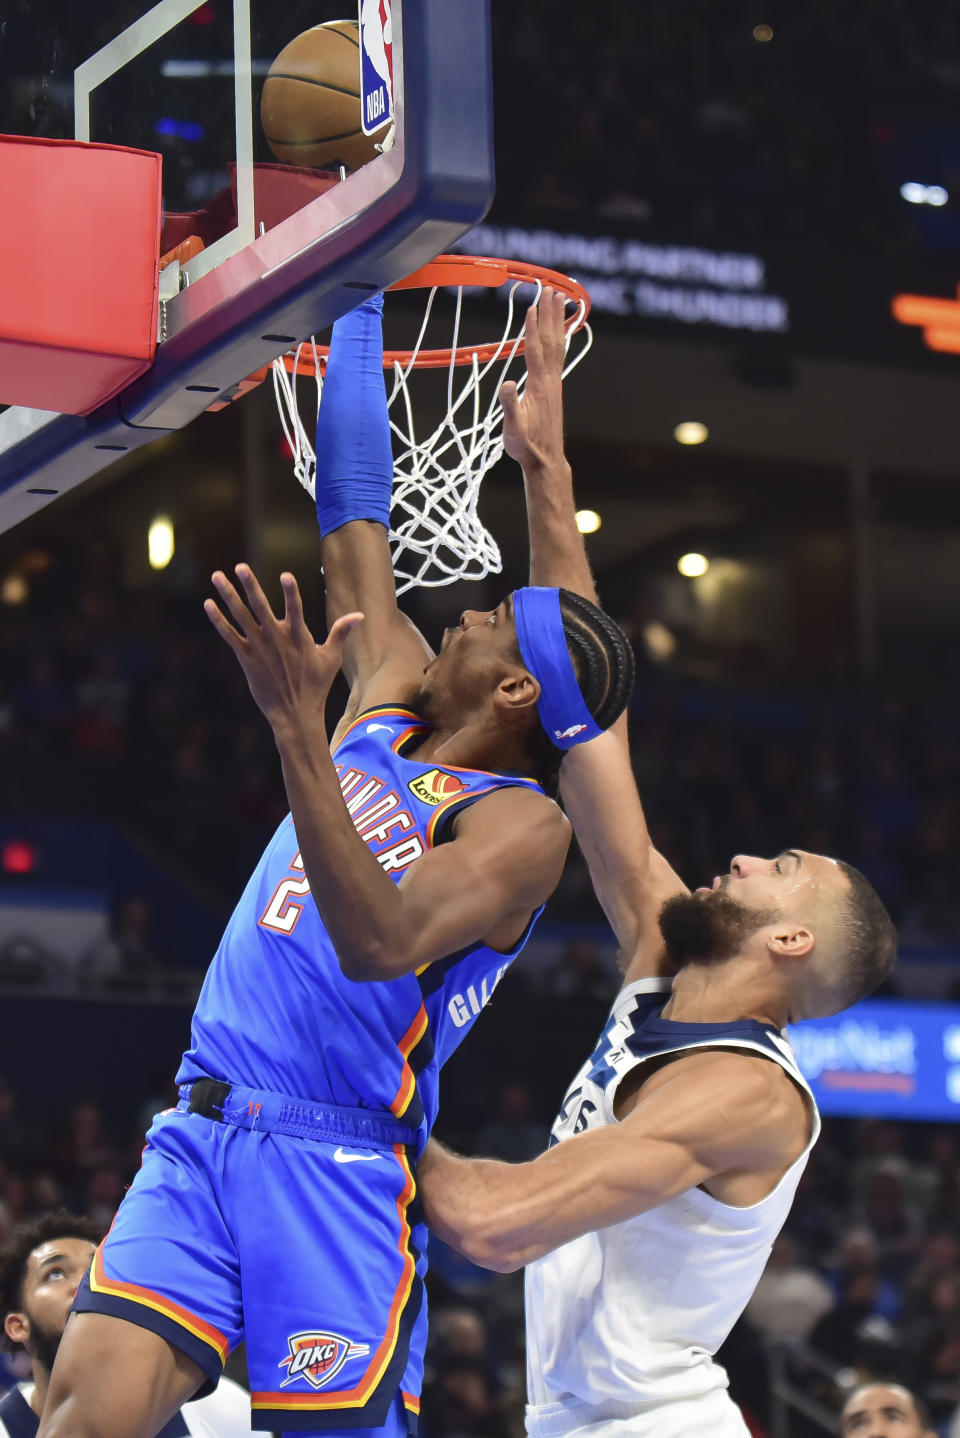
{"left": 25, "top": 1314, "right": 63, "bottom": 1376}
{"left": 658, "top": 890, "right": 779, "bottom": 967}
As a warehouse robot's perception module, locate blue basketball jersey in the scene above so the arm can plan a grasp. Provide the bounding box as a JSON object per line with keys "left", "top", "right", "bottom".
{"left": 177, "top": 707, "right": 545, "bottom": 1149}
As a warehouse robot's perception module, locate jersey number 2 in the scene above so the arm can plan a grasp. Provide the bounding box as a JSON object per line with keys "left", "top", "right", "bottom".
{"left": 259, "top": 873, "right": 311, "bottom": 934}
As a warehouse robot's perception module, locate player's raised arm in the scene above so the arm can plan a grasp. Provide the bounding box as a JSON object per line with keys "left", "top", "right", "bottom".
{"left": 505, "top": 292, "right": 687, "bottom": 968}
{"left": 312, "top": 293, "right": 433, "bottom": 719}
{"left": 418, "top": 1046, "right": 812, "bottom": 1272}
{"left": 204, "top": 564, "right": 571, "bottom": 980}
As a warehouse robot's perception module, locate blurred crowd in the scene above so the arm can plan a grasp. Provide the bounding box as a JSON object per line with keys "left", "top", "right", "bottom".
{"left": 490, "top": 0, "right": 960, "bottom": 263}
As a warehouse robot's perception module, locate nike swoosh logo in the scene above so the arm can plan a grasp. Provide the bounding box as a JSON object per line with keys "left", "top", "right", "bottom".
{"left": 333, "top": 1147, "right": 380, "bottom": 1164}
{"left": 366, "top": 723, "right": 391, "bottom": 734}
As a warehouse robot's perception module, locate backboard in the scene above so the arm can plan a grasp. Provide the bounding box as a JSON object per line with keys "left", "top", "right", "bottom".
{"left": 0, "top": 0, "right": 494, "bottom": 530}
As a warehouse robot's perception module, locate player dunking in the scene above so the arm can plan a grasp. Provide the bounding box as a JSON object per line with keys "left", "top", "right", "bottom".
{"left": 419, "top": 292, "right": 898, "bottom": 1438}
{"left": 36, "top": 294, "right": 634, "bottom": 1438}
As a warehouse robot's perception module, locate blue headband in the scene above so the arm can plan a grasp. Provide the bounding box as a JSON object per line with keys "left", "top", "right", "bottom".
{"left": 513, "top": 587, "right": 604, "bottom": 751}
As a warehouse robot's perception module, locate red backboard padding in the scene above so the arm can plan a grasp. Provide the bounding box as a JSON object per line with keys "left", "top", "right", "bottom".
{"left": 0, "top": 135, "right": 161, "bottom": 415}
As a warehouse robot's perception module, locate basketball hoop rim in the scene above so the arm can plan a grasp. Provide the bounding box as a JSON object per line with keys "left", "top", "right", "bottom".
{"left": 279, "top": 254, "right": 592, "bottom": 374}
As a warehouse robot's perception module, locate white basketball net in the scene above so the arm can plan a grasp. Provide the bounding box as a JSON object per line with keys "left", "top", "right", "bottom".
{"left": 271, "top": 275, "right": 592, "bottom": 594}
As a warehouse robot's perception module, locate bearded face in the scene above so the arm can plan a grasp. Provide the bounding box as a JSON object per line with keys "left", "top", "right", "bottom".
{"left": 658, "top": 889, "right": 779, "bottom": 968}
{"left": 27, "top": 1315, "right": 63, "bottom": 1374}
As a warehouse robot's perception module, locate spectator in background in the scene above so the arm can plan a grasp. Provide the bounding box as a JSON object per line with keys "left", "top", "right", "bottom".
{"left": 0, "top": 1087, "right": 26, "bottom": 1171}
{"left": 810, "top": 1267, "right": 898, "bottom": 1370}
{"left": 745, "top": 1233, "right": 834, "bottom": 1343}
{"left": 53, "top": 1102, "right": 115, "bottom": 1185}
{"left": 825, "top": 1229, "right": 902, "bottom": 1323}
{"left": 0, "top": 1210, "right": 253, "bottom": 1437}
{"left": 475, "top": 1082, "right": 547, "bottom": 1164}
{"left": 857, "top": 1168, "right": 922, "bottom": 1281}
{"left": 903, "top": 1232, "right": 960, "bottom": 1319}
{"left": 83, "top": 897, "right": 161, "bottom": 986}
{"left": 545, "top": 938, "right": 614, "bottom": 1003}
{"left": 840, "top": 1382, "right": 935, "bottom": 1437}
{"left": 420, "top": 1359, "right": 510, "bottom": 1438}
{"left": 905, "top": 1273, "right": 960, "bottom": 1413}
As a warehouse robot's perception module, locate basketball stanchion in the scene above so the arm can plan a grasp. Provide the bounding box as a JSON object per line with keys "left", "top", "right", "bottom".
{"left": 267, "top": 254, "right": 592, "bottom": 593}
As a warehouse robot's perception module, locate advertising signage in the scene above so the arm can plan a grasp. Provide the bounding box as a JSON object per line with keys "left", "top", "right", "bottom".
{"left": 789, "top": 1000, "right": 960, "bottom": 1122}
{"left": 452, "top": 219, "right": 960, "bottom": 367}
{"left": 454, "top": 223, "right": 791, "bottom": 335}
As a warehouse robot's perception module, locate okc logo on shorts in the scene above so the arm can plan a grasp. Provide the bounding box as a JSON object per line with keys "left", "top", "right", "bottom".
{"left": 278, "top": 1331, "right": 371, "bottom": 1389}
{"left": 408, "top": 768, "right": 466, "bottom": 806}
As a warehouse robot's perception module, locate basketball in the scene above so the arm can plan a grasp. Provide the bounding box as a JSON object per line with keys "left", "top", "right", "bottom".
{"left": 260, "top": 20, "right": 381, "bottom": 173}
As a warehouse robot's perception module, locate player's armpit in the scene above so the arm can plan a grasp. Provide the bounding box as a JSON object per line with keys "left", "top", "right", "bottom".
{"left": 559, "top": 715, "right": 688, "bottom": 967}
{"left": 419, "top": 1051, "right": 809, "bottom": 1272}
{"left": 321, "top": 523, "right": 435, "bottom": 704}
{"left": 358, "top": 786, "right": 571, "bottom": 978}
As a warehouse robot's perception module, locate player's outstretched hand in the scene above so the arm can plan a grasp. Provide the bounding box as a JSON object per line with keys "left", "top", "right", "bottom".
{"left": 204, "top": 564, "right": 363, "bottom": 731}
{"left": 500, "top": 287, "right": 568, "bottom": 474}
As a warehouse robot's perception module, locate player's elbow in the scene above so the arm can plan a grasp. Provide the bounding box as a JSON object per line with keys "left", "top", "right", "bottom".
{"left": 337, "top": 941, "right": 412, "bottom": 983}
{"left": 457, "top": 1217, "right": 528, "bottom": 1274}
{"left": 460, "top": 1233, "right": 523, "bottom": 1274}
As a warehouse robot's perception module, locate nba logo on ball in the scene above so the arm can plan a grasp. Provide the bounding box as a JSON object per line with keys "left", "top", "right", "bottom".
{"left": 358, "top": 0, "right": 394, "bottom": 135}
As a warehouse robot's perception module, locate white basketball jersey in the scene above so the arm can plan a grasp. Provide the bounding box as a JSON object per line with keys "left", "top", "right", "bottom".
{"left": 525, "top": 978, "right": 820, "bottom": 1434}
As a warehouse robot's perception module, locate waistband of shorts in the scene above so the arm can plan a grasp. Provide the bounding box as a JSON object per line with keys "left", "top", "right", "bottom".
{"left": 177, "top": 1077, "right": 418, "bottom": 1149}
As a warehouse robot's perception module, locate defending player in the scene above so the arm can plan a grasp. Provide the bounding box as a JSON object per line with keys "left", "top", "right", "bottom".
{"left": 839, "top": 1384, "right": 936, "bottom": 1438}
{"left": 0, "top": 1211, "right": 252, "bottom": 1438}
{"left": 417, "top": 292, "right": 898, "bottom": 1438}
{"left": 36, "top": 294, "right": 635, "bottom": 1438}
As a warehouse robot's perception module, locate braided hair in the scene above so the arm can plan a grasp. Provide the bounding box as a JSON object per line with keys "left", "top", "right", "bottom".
{"left": 522, "top": 588, "right": 635, "bottom": 797}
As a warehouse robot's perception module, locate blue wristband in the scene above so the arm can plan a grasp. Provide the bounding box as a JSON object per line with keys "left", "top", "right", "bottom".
{"left": 315, "top": 292, "right": 393, "bottom": 536}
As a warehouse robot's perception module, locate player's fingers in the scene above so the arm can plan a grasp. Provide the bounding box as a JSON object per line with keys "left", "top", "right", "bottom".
{"left": 544, "top": 289, "right": 567, "bottom": 363}
{"left": 234, "top": 563, "right": 276, "bottom": 627}
{"left": 324, "top": 612, "right": 365, "bottom": 655}
{"left": 500, "top": 380, "right": 520, "bottom": 422}
{"left": 211, "top": 570, "right": 256, "bottom": 636}
{"left": 280, "top": 572, "right": 311, "bottom": 638}
{"left": 524, "top": 300, "right": 543, "bottom": 370}
{"left": 203, "top": 597, "right": 247, "bottom": 654}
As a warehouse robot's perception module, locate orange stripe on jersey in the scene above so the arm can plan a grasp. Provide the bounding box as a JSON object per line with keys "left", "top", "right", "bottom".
{"left": 390, "top": 1003, "right": 429, "bottom": 1118}
{"left": 402, "top": 1391, "right": 421, "bottom": 1414}
{"left": 89, "top": 1245, "right": 229, "bottom": 1362}
{"left": 251, "top": 1145, "right": 418, "bottom": 1411}
{"left": 333, "top": 707, "right": 426, "bottom": 754}
{"left": 425, "top": 782, "right": 502, "bottom": 849}
{"left": 391, "top": 725, "right": 425, "bottom": 756}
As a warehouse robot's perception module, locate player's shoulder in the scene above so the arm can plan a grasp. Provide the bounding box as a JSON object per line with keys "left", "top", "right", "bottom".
{"left": 676, "top": 1045, "right": 811, "bottom": 1147}
{"left": 454, "top": 780, "right": 571, "bottom": 847}
{"left": 620, "top": 1043, "right": 810, "bottom": 1175}
{"left": 639, "top": 1042, "right": 807, "bottom": 1127}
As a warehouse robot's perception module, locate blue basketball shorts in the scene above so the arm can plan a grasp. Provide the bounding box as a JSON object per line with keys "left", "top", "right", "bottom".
{"left": 72, "top": 1087, "right": 427, "bottom": 1434}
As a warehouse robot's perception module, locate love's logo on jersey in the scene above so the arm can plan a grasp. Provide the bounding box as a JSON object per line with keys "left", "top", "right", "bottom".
{"left": 408, "top": 769, "right": 466, "bottom": 806}
{"left": 278, "top": 1331, "right": 371, "bottom": 1389}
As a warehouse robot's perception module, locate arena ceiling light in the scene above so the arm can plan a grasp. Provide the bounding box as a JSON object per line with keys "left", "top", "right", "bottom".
{"left": 674, "top": 421, "right": 709, "bottom": 446}
{"left": 148, "top": 515, "right": 175, "bottom": 570}
{"left": 576, "top": 509, "right": 602, "bottom": 534}
{"left": 678, "top": 552, "right": 709, "bottom": 578}
{"left": 900, "top": 182, "right": 948, "bottom": 207}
